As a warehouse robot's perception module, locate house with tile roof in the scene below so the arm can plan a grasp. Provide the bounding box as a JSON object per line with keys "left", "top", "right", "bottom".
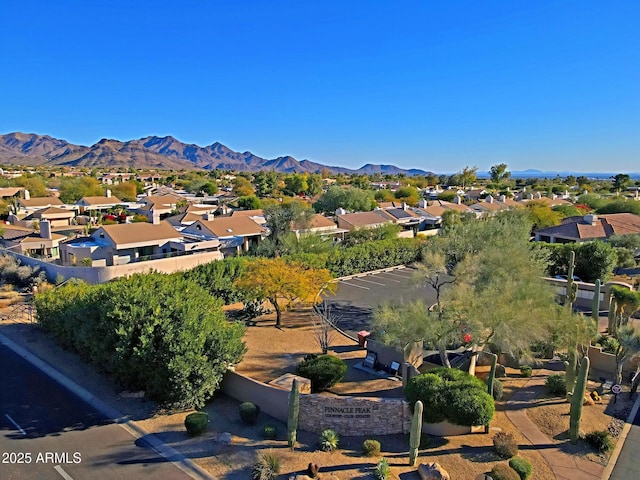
{"left": 76, "top": 190, "right": 123, "bottom": 213}
{"left": 59, "top": 220, "right": 220, "bottom": 266}
{"left": 291, "top": 213, "right": 346, "bottom": 240}
{"left": 335, "top": 210, "right": 396, "bottom": 230}
{"left": 230, "top": 208, "right": 267, "bottom": 225}
{"left": 1, "top": 220, "right": 66, "bottom": 259}
{"left": 534, "top": 213, "right": 640, "bottom": 243}
{"left": 182, "top": 216, "right": 264, "bottom": 255}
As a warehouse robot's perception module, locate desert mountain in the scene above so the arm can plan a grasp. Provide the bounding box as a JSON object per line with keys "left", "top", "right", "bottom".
{"left": 0, "top": 132, "right": 431, "bottom": 175}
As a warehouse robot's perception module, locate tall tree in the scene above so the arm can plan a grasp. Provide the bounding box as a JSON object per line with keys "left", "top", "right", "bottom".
{"left": 313, "top": 185, "right": 376, "bottom": 213}
{"left": 234, "top": 258, "right": 335, "bottom": 328}
{"left": 611, "top": 173, "right": 631, "bottom": 193}
{"left": 459, "top": 166, "right": 478, "bottom": 189}
{"left": 489, "top": 163, "right": 510, "bottom": 184}
{"left": 263, "top": 200, "right": 315, "bottom": 257}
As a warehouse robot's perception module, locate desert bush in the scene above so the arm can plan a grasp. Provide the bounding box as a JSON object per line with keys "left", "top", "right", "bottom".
{"left": 362, "top": 439, "right": 381, "bottom": 457}
{"left": 593, "top": 334, "right": 620, "bottom": 354}
{"left": 252, "top": 451, "right": 280, "bottom": 480}
{"left": 0, "top": 254, "right": 45, "bottom": 290}
{"left": 405, "top": 367, "right": 495, "bottom": 426}
{"left": 545, "top": 374, "right": 566, "bottom": 395}
{"left": 262, "top": 424, "right": 277, "bottom": 439}
{"left": 585, "top": 430, "right": 613, "bottom": 453}
{"left": 519, "top": 365, "right": 532, "bottom": 377}
{"left": 296, "top": 354, "right": 347, "bottom": 392}
{"left": 239, "top": 402, "right": 261, "bottom": 425}
{"left": 34, "top": 273, "right": 246, "bottom": 410}
{"left": 491, "top": 378, "right": 504, "bottom": 400}
{"left": 493, "top": 432, "right": 519, "bottom": 458}
{"left": 184, "top": 411, "right": 209, "bottom": 437}
{"left": 489, "top": 463, "right": 520, "bottom": 480}
{"left": 319, "top": 429, "right": 339, "bottom": 452}
{"left": 508, "top": 457, "right": 533, "bottom": 480}
{"left": 375, "top": 458, "right": 391, "bottom": 480}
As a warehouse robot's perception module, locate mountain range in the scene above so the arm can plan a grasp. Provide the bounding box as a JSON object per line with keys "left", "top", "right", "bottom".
{"left": 0, "top": 132, "right": 431, "bottom": 176}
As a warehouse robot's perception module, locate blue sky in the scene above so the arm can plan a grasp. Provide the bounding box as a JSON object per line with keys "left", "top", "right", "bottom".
{"left": 1, "top": 1, "right": 639, "bottom": 173}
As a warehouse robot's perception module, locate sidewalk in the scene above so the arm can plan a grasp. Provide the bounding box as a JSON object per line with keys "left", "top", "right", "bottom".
{"left": 505, "top": 365, "right": 604, "bottom": 480}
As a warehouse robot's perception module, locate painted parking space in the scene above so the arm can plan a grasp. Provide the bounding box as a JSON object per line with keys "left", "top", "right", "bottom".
{"left": 323, "top": 267, "right": 439, "bottom": 338}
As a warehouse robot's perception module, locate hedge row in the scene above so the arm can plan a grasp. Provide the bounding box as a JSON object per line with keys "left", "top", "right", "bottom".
{"left": 34, "top": 273, "right": 246, "bottom": 409}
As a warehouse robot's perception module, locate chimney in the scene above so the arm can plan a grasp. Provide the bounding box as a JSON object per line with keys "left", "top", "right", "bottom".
{"left": 454, "top": 195, "right": 462, "bottom": 204}
{"left": 499, "top": 195, "right": 506, "bottom": 202}
{"left": 535, "top": 192, "right": 542, "bottom": 199}
{"left": 418, "top": 199, "right": 428, "bottom": 208}
{"left": 584, "top": 214, "right": 598, "bottom": 225}
{"left": 552, "top": 194, "right": 557, "bottom": 200}
{"left": 24, "top": 189, "right": 30, "bottom": 200}
{"left": 204, "top": 213, "right": 215, "bottom": 221}
{"left": 528, "top": 193, "right": 534, "bottom": 200}
{"left": 106, "top": 189, "right": 112, "bottom": 198}
{"left": 152, "top": 212, "right": 160, "bottom": 225}
{"left": 486, "top": 195, "right": 494, "bottom": 203}
{"left": 402, "top": 202, "right": 407, "bottom": 211}
{"left": 335, "top": 207, "right": 347, "bottom": 216}
{"left": 40, "top": 219, "right": 52, "bottom": 239}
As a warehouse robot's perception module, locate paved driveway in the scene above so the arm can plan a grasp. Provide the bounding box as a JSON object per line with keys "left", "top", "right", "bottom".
{"left": 321, "top": 266, "right": 438, "bottom": 339}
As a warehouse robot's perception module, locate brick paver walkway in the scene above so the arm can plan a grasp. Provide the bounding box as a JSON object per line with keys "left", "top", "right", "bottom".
{"left": 505, "top": 364, "right": 604, "bottom": 480}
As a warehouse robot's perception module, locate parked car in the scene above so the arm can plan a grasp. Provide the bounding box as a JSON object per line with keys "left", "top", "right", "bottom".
{"left": 554, "top": 274, "right": 583, "bottom": 282}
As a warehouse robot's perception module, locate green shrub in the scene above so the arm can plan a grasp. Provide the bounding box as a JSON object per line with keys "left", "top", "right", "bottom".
{"left": 491, "top": 378, "right": 504, "bottom": 400}
{"left": 585, "top": 430, "right": 613, "bottom": 453}
{"left": 509, "top": 457, "right": 533, "bottom": 480}
{"left": 252, "top": 451, "right": 280, "bottom": 480}
{"left": 319, "top": 429, "right": 339, "bottom": 452}
{"left": 594, "top": 335, "right": 620, "bottom": 354}
{"left": 489, "top": 463, "right": 520, "bottom": 480}
{"left": 545, "top": 374, "right": 566, "bottom": 395}
{"left": 262, "top": 424, "right": 277, "bottom": 440}
{"left": 493, "top": 432, "right": 518, "bottom": 458}
{"left": 184, "top": 411, "right": 209, "bottom": 437}
{"left": 404, "top": 367, "right": 495, "bottom": 426}
{"left": 34, "top": 273, "right": 246, "bottom": 410}
{"left": 239, "top": 402, "right": 261, "bottom": 425}
{"left": 362, "top": 439, "right": 381, "bottom": 457}
{"left": 296, "top": 354, "right": 347, "bottom": 392}
{"left": 375, "top": 457, "right": 391, "bottom": 480}
{"left": 519, "top": 365, "right": 533, "bottom": 378}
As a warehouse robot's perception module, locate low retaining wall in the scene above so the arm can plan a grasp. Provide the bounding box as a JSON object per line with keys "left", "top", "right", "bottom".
{"left": 4, "top": 249, "right": 223, "bottom": 284}
{"left": 222, "top": 370, "right": 411, "bottom": 436}
{"left": 588, "top": 345, "right": 639, "bottom": 380}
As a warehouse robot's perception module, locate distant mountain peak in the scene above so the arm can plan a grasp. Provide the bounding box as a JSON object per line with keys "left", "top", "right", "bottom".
{"left": 0, "top": 132, "right": 432, "bottom": 175}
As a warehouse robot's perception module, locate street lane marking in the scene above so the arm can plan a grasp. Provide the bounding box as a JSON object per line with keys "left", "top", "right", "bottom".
{"left": 339, "top": 281, "right": 370, "bottom": 290}
{"left": 4, "top": 413, "right": 26, "bottom": 435}
{"left": 54, "top": 465, "right": 74, "bottom": 480}
{"left": 355, "top": 278, "right": 386, "bottom": 286}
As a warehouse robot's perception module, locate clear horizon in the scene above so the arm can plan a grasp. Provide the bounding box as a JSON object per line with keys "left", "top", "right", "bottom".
{"left": 1, "top": 1, "right": 638, "bottom": 174}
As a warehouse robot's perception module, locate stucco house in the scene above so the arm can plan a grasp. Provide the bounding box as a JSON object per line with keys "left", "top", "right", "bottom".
{"left": 181, "top": 216, "right": 264, "bottom": 255}
{"left": 76, "top": 190, "right": 123, "bottom": 214}
{"left": 1, "top": 220, "right": 65, "bottom": 259}
{"left": 534, "top": 213, "right": 640, "bottom": 243}
{"left": 60, "top": 220, "right": 220, "bottom": 266}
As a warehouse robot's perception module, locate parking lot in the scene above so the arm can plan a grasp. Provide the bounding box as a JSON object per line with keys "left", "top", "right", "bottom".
{"left": 321, "top": 266, "right": 438, "bottom": 339}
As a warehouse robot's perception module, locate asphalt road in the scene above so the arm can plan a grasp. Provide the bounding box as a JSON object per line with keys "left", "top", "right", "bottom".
{"left": 0, "top": 343, "right": 194, "bottom": 480}
{"left": 321, "top": 266, "right": 438, "bottom": 338}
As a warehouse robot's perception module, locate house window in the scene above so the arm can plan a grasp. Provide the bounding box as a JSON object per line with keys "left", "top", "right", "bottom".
{"left": 196, "top": 224, "right": 202, "bottom": 231}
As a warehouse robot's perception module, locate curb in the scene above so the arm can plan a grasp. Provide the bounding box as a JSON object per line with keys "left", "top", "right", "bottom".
{"left": 0, "top": 333, "right": 215, "bottom": 480}
{"left": 601, "top": 391, "right": 640, "bottom": 479}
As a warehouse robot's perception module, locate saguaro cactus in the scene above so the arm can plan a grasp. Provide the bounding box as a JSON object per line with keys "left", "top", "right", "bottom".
{"left": 409, "top": 400, "right": 423, "bottom": 466}
{"left": 485, "top": 353, "right": 498, "bottom": 433}
{"left": 569, "top": 357, "right": 590, "bottom": 444}
{"left": 565, "top": 250, "right": 577, "bottom": 309}
{"left": 287, "top": 378, "right": 300, "bottom": 449}
{"left": 591, "top": 279, "right": 601, "bottom": 323}
{"left": 565, "top": 350, "right": 577, "bottom": 400}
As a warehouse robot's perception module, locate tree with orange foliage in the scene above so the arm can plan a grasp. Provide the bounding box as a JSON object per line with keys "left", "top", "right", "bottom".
{"left": 234, "top": 258, "right": 335, "bottom": 328}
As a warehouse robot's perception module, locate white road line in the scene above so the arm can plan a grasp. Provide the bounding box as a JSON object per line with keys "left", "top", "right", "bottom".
{"left": 4, "top": 413, "right": 26, "bottom": 435}
{"left": 339, "top": 281, "right": 370, "bottom": 290}
{"left": 355, "top": 278, "right": 386, "bottom": 286}
{"left": 54, "top": 465, "right": 74, "bottom": 480}
{"left": 379, "top": 271, "right": 412, "bottom": 279}
{"left": 374, "top": 274, "right": 402, "bottom": 283}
